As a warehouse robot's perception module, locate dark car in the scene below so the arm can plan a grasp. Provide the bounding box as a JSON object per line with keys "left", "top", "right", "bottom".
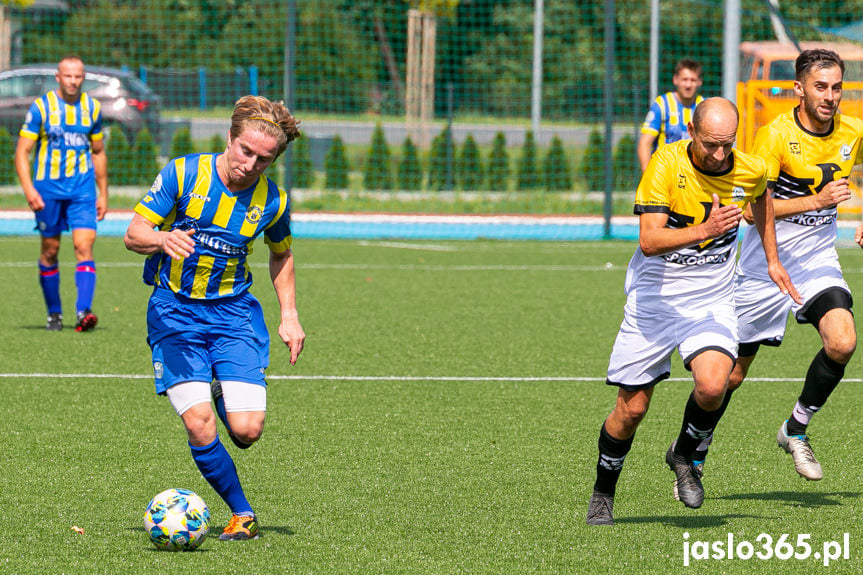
{"left": 0, "top": 64, "right": 161, "bottom": 143}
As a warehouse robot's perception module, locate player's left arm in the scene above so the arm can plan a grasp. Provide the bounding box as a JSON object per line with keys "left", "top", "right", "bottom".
{"left": 91, "top": 137, "right": 108, "bottom": 220}
{"left": 750, "top": 189, "right": 801, "bottom": 303}
{"left": 270, "top": 247, "right": 305, "bottom": 365}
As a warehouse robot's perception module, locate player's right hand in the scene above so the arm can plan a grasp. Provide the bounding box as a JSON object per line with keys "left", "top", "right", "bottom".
{"left": 161, "top": 228, "right": 196, "bottom": 260}
{"left": 25, "top": 190, "right": 44, "bottom": 212}
{"left": 815, "top": 178, "right": 852, "bottom": 209}
{"left": 703, "top": 193, "right": 742, "bottom": 239}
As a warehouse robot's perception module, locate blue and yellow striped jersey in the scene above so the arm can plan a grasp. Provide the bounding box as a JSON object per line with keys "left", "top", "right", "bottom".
{"left": 641, "top": 92, "right": 704, "bottom": 152}
{"left": 19, "top": 90, "right": 104, "bottom": 199}
{"left": 134, "top": 153, "right": 292, "bottom": 300}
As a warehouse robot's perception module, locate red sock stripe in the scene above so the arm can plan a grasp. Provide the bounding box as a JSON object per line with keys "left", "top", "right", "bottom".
{"left": 76, "top": 265, "right": 96, "bottom": 273}
{"left": 40, "top": 268, "right": 59, "bottom": 277}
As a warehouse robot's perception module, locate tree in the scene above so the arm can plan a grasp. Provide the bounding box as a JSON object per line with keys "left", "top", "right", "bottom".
{"left": 458, "top": 134, "right": 483, "bottom": 190}
{"left": 0, "top": 127, "right": 15, "bottom": 185}
{"left": 544, "top": 136, "right": 572, "bottom": 191}
{"left": 516, "top": 131, "right": 541, "bottom": 190}
{"left": 427, "top": 126, "right": 453, "bottom": 191}
{"left": 364, "top": 123, "right": 392, "bottom": 190}
{"left": 292, "top": 134, "right": 315, "bottom": 189}
{"left": 613, "top": 134, "right": 640, "bottom": 191}
{"left": 325, "top": 135, "right": 350, "bottom": 189}
{"left": 131, "top": 128, "right": 160, "bottom": 186}
{"left": 397, "top": 137, "right": 423, "bottom": 191}
{"left": 577, "top": 129, "right": 605, "bottom": 192}
{"left": 108, "top": 129, "right": 134, "bottom": 186}
{"left": 486, "top": 132, "right": 509, "bottom": 191}
{"left": 208, "top": 133, "right": 225, "bottom": 154}
{"left": 169, "top": 126, "right": 195, "bottom": 160}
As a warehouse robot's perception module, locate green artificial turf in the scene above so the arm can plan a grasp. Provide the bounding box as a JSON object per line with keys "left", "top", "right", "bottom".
{"left": 0, "top": 236, "right": 862, "bottom": 573}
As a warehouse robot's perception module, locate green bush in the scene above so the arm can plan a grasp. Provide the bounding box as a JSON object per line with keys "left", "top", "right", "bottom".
{"left": 397, "top": 137, "right": 423, "bottom": 191}
{"left": 544, "top": 135, "right": 572, "bottom": 191}
{"left": 169, "top": 127, "right": 195, "bottom": 160}
{"left": 207, "top": 133, "right": 225, "bottom": 154}
{"left": 364, "top": 123, "right": 392, "bottom": 190}
{"left": 458, "top": 134, "right": 483, "bottom": 191}
{"left": 427, "top": 126, "right": 454, "bottom": 191}
{"left": 108, "top": 129, "right": 134, "bottom": 186}
{"left": 577, "top": 128, "right": 605, "bottom": 191}
{"left": 325, "top": 135, "right": 350, "bottom": 189}
{"left": 613, "top": 134, "right": 640, "bottom": 191}
{"left": 0, "top": 127, "right": 16, "bottom": 185}
{"left": 516, "top": 131, "right": 541, "bottom": 190}
{"left": 292, "top": 134, "right": 314, "bottom": 189}
{"left": 486, "top": 132, "right": 509, "bottom": 191}
{"left": 131, "top": 128, "right": 160, "bottom": 186}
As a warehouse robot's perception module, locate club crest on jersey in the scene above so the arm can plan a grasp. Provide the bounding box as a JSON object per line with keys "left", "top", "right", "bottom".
{"left": 245, "top": 206, "right": 264, "bottom": 225}
{"left": 148, "top": 174, "right": 162, "bottom": 196}
{"left": 732, "top": 186, "right": 745, "bottom": 201}
{"left": 678, "top": 174, "right": 686, "bottom": 189}
{"left": 841, "top": 144, "right": 852, "bottom": 161}
{"left": 789, "top": 142, "right": 801, "bottom": 155}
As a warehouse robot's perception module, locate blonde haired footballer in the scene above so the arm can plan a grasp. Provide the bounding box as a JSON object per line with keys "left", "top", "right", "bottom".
{"left": 586, "top": 98, "right": 798, "bottom": 526}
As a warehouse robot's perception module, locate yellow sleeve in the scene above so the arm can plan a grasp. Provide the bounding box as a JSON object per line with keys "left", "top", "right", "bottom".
{"left": 751, "top": 125, "right": 783, "bottom": 183}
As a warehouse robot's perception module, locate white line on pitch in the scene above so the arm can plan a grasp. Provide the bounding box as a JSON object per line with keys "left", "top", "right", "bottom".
{"left": 0, "top": 373, "right": 853, "bottom": 383}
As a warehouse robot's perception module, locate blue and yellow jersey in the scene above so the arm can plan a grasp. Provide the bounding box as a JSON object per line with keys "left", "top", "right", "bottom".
{"left": 19, "top": 90, "right": 103, "bottom": 199}
{"left": 134, "top": 153, "right": 292, "bottom": 300}
{"left": 627, "top": 140, "right": 767, "bottom": 306}
{"left": 641, "top": 92, "right": 704, "bottom": 152}
{"left": 738, "top": 108, "right": 863, "bottom": 280}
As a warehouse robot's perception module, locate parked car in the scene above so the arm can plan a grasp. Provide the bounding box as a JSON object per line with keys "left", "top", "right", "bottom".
{"left": 0, "top": 64, "right": 161, "bottom": 142}
{"left": 736, "top": 41, "right": 863, "bottom": 152}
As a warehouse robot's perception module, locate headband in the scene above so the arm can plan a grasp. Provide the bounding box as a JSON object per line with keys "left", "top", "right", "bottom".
{"left": 249, "top": 116, "right": 280, "bottom": 128}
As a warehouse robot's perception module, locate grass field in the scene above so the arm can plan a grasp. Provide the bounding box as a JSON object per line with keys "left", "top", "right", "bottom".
{"left": 1, "top": 235, "right": 863, "bottom": 573}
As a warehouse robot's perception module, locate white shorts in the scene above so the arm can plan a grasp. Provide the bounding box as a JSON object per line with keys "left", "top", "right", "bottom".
{"left": 606, "top": 301, "right": 738, "bottom": 390}
{"left": 735, "top": 270, "right": 850, "bottom": 346}
{"left": 165, "top": 380, "right": 268, "bottom": 416}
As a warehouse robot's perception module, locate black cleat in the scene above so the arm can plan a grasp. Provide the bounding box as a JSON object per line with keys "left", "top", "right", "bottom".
{"left": 666, "top": 442, "right": 704, "bottom": 509}
{"left": 75, "top": 309, "right": 98, "bottom": 332}
{"left": 211, "top": 380, "right": 252, "bottom": 449}
{"left": 46, "top": 313, "right": 63, "bottom": 331}
{"left": 586, "top": 490, "right": 615, "bottom": 525}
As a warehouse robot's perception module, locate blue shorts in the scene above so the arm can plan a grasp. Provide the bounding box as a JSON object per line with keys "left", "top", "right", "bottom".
{"left": 35, "top": 194, "right": 97, "bottom": 236}
{"left": 146, "top": 288, "right": 270, "bottom": 394}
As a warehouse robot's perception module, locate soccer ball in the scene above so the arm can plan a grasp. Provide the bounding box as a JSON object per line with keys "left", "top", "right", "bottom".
{"left": 143, "top": 488, "right": 210, "bottom": 551}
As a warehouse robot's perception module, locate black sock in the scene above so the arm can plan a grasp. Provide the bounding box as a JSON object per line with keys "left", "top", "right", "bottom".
{"left": 787, "top": 348, "right": 845, "bottom": 435}
{"left": 674, "top": 391, "right": 724, "bottom": 459}
{"left": 693, "top": 387, "right": 735, "bottom": 460}
{"left": 594, "top": 423, "right": 634, "bottom": 497}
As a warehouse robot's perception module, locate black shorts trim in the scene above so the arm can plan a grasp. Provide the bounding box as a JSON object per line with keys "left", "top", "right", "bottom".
{"left": 796, "top": 287, "right": 853, "bottom": 326}
{"left": 682, "top": 346, "right": 736, "bottom": 371}
{"left": 607, "top": 371, "right": 670, "bottom": 392}
{"left": 738, "top": 338, "right": 782, "bottom": 358}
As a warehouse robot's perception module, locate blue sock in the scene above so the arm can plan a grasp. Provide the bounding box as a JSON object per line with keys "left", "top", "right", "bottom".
{"left": 189, "top": 436, "right": 254, "bottom": 516}
{"left": 75, "top": 260, "right": 96, "bottom": 313}
{"left": 39, "top": 262, "right": 62, "bottom": 314}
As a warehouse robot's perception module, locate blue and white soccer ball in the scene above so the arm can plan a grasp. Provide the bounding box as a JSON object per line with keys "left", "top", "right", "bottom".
{"left": 143, "top": 488, "right": 210, "bottom": 551}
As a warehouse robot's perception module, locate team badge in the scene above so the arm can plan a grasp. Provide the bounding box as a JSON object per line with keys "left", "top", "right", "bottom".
{"left": 841, "top": 144, "right": 852, "bottom": 161}
{"left": 245, "top": 206, "right": 264, "bottom": 225}
{"left": 678, "top": 174, "right": 686, "bottom": 189}
{"left": 732, "top": 186, "right": 745, "bottom": 201}
{"left": 149, "top": 174, "right": 162, "bottom": 194}
{"left": 154, "top": 362, "right": 163, "bottom": 379}
{"left": 789, "top": 142, "right": 801, "bottom": 155}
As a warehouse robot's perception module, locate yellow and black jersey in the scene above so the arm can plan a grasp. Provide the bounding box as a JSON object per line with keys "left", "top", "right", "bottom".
{"left": 738, "top": 108, "right": 863, "bottom": 281}
{"left": 626, "top": 139, "right": 767, "bottom": 307}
